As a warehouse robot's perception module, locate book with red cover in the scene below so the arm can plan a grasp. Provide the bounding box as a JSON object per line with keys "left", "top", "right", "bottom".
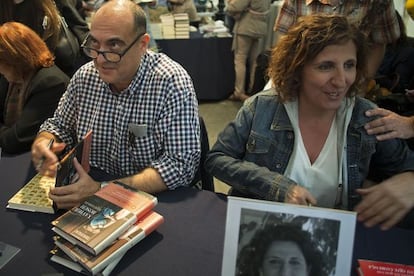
{"left": 55, "top": 211, "right": 164, "bottom": 275}
{"left": 357, "top": 259, "right": 414, "bottom": 276}
{"left": 51, "top": 181, "right": 157, "bottom": 255}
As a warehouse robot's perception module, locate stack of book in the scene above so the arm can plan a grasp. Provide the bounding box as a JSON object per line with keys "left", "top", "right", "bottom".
{"left": 49, "top": 181, "right": 163, "bottom": 275}
{"left": 173, "top": 13, "right": 190, "bottom": 39}
{"left": 160, "top": 13, "right": 175, "bottom": 39}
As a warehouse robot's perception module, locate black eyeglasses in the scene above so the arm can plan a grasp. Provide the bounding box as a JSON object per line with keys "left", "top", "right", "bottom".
{"left": 81, "top": 32, "right": 145, "bottom": 63}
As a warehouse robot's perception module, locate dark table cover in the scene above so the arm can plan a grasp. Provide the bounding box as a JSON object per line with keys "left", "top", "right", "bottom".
{"left": 0, "top": 152, "right": 413, "bottom": 275}
{"left": 156, "top": 33, "right": 234, "bottom": 101}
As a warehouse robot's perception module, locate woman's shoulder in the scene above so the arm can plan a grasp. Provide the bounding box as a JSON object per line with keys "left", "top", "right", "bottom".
{"left": 243, "top": 88, "right": 284, "bottom": 114}
{"left": 246, "top": 88, "right": 281, "bottom": 106}
{"left": 31, "top": 66, "right": 70, "bottom": 87}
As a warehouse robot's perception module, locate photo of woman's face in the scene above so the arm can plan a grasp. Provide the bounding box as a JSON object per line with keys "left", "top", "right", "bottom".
{"left": 261, "top": 241, "right": 310, "bottom": 276}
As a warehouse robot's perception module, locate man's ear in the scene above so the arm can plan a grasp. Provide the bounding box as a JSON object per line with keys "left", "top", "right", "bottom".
{"left": 140, "top": 33, "right": 150, "bottom": 49}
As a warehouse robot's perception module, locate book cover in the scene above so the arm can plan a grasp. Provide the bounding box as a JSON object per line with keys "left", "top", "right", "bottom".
{"left": 357, "top": 259, "right": 414, "bottom": 276}
{"left": 50, "top": 247, "right": 122, "bottom": 276}
{"left": 55, "top": 211, "right": 164, "bottom": 275}
{"left": 56, "top": 130, "right": 92, "bottom": 187}
{"left": 7, "top": 173, "right": 56, "bottom": 214}
{"left": 51, "top": 181, "right": 158, "bottom": 255}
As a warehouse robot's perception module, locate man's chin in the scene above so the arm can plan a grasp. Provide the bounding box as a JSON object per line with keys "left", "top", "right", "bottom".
{"left": 98, "top": 71, "right": 115, "bottom": 84}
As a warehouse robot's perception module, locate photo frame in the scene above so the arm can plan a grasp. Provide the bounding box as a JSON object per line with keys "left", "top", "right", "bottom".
{"left": 222, "top": 196, "right": 357, "bottom": 276}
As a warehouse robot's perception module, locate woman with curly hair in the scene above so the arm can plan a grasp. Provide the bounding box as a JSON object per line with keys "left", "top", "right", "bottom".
{"left": 236, "top": 224, "right": 324, "bottom": 276}
{"left": 205, "top": 14, "right": 414, "bottom": 230}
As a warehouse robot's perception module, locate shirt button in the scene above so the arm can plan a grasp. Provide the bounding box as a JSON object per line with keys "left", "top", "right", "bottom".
{"left": 287, "top": 133, "right": 293, "bottom": 139}
{"left": 276, "top": 163, "right": 281, "bottom": 169}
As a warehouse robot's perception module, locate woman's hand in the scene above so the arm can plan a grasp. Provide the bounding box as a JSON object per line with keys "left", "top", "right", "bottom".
{"left": 284, "top": 185, "right": 317, "bottom": 206}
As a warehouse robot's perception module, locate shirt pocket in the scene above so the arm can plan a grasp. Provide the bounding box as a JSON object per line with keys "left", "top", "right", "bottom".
{"left": 245, "top": 133, "right": 274, "bottom": 167}
{"left": 128, "top": 135, "right": 157, "bottom": 168}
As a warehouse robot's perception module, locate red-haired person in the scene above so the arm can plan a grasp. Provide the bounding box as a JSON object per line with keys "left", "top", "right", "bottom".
{"left": 0, "top": 22, "right": 69, "bottom": 154}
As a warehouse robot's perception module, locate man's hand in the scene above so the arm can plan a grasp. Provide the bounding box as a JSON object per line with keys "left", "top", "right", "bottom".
{"left": 284, "top": 185, "right": 317, "bottom": 206}
{"left": 31, "top": 135, "right": 65, "bottom": 177}
{"left": 364, "top": 108, "right": 414, "bottom": 140}
{"left": 49, "top": 158, "right": 100, "bottom": 209}
{"left": 355, "top": 172, "right": 414, "bottom": 230}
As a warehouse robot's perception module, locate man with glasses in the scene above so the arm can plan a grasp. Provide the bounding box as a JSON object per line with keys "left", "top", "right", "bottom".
{"left": 31, "top": 0, "right": 201, "bottom": 209}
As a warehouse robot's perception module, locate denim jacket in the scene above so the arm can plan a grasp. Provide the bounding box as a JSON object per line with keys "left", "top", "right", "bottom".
{"left": 205, "top": 89, "right": 414, "bottom": 210}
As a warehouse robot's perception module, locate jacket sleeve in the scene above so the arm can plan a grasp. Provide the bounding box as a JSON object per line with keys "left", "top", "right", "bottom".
{"left": 205, "top": 97, "right": 297, "bottom": 202}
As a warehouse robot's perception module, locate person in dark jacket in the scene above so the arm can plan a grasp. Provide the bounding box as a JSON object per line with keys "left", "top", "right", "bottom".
{"left": 0, "top": 22, "right": 69, "bottom": 154}
{"left": 0, "top": 0, "right": 90, "bottom": 76}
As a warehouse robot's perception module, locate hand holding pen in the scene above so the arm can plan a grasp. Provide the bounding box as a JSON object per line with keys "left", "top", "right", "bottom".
{"left": 35, "top": 138, "right": 54, "bottom": 170}
{"left": 31, "top": 134, "right": 67, "bottom": 176}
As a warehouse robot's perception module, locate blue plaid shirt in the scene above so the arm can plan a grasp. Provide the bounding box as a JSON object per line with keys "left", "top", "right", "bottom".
{"left": 40, "top": 51, "right": 201, "bottom": 189}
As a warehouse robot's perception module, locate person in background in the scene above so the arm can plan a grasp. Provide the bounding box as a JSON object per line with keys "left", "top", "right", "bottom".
{"left": 31, "top": 0, "right": 200, "bottom": 209}
{"left": 237, "top": 224, "right": 324, "bottom": 276}
{"left": 374, "top": 10, "right": 414, "bottom": 95}
{"left": 226, "top": 0, "right": 271, "bottom": 102}
{"left": 135, "top": 0, "right": 159, "bottom": 51}
{"left": 0, "top": 0, "right": 90, "bottom": 76}
{"left": 364, "top": 10, "right": 414, "bottom": 148}
{"left": 272, "top": 0, "right": 400, "bottom": 80}
{"left": 205, "top": 14, "right": 414, "bottom": 230}
{"left": 0, "top": 22, "right": 69, "bottom": 154}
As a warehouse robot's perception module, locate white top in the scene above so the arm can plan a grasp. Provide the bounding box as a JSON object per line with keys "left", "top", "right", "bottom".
{"left": 284, "top": 98, "right": 354, "bottom": 208}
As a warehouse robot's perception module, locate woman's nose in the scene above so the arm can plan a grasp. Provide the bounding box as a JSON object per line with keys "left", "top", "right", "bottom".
{"left": 331, "top": 68, "right": 347, "bottom": 88}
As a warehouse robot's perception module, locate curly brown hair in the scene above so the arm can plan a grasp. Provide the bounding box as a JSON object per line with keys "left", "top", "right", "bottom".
{"left": 267, "top": 14, "right": 368, "bottom": 102}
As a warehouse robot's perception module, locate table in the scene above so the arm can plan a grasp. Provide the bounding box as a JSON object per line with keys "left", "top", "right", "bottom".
{"left": 156, "top": 33, "right": 234, "bottom": 101}
{"left": 0, "top": 152, "right": 226, "bottom": 275}
{"left": 1, "top": 152, "right": 413, "bottom": 275}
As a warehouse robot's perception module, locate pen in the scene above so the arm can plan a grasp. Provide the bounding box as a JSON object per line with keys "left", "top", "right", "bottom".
{"left": 36, "top": 138, "right": 54, "bottom": 170}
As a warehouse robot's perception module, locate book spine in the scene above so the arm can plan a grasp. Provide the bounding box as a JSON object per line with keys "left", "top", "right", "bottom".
{"left": 89, "top": 211, "right": 164, "bottom": 274}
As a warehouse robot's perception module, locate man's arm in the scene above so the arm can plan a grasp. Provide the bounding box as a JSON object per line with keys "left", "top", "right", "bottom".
{"left": 355, "top": 171, "right": 414, "bottom": 230}
{"left": 117, "top": 168, "right": 167, "bottom": 194}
